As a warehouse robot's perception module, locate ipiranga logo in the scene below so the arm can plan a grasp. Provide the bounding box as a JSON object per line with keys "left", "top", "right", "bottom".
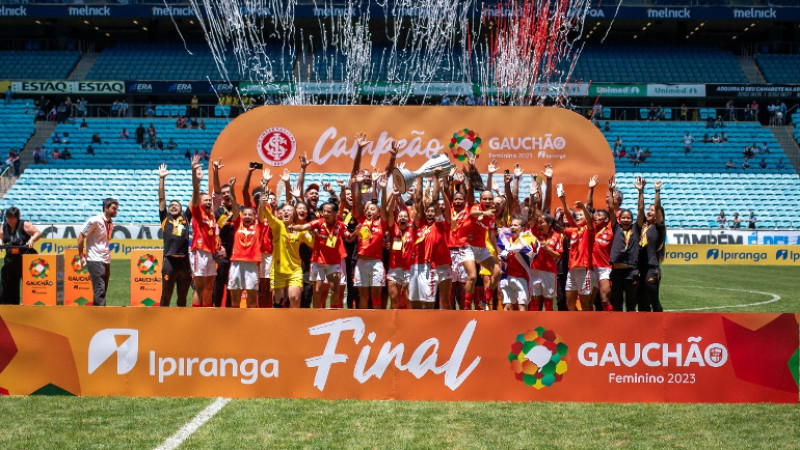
{"left": 88, "top": 329, "right": 138, "bottom": 375}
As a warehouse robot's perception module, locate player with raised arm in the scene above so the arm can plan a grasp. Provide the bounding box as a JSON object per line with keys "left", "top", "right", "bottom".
{"left": 158, "top": 164, "right": 191, "bottom": 307}
{"left": 558, "top": 183, "right": 595, "bottom": 311}
{"left": 188, "top": 155, "right": 219, "bottom": 307}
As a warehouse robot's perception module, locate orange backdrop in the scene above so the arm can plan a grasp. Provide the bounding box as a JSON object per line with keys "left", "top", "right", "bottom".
{"left": 210, "top": 106, "right": 615, "bottom": 206}
{"left": 0, "top": 308, "right": 796, "bottom": 403}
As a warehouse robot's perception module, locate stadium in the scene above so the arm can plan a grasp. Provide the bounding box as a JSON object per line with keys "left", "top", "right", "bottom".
{"left": 0, "top": 0, "right": 799, "bottom": 447}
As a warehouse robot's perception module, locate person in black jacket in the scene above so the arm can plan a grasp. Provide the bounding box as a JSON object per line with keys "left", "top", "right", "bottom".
{"left": 0, "top": 207, "right": 42, "bottom": 304}
{"left": 636, "top": 178, "right": 666, "bottom": 312}
{"left": 609, "top": 176, "right": 646, "bottom": 312}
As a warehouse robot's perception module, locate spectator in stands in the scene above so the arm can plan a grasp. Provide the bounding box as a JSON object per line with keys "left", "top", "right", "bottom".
{"left": 613, "top": 137, "right": 623, "bottom": 152}
{"left": 199, "top": 119, "right": 206, "bottom": 130}
{"left": 166, "top": 138, "right": 178, "bottom": 150}
{"left": 637, "top": 147, "right": 646, "bottom": 164}
{"left": 51, "top": 148, "right": 60, "bottom": 160}
{"left": 759, "top": 158, "right": 768, "bottom": 170}
{"left": 156, "top": 139, "right": 164, "bottom": 150}
{"left": 111, "top": 100, "right": 121, "bottom": 117}
{"left": 4, "top": 86, "right": 11, "bottom": 104}
{"left": 779, "top": 101, "right": 787, "bottom": 125}
{"left": 714, "top": 115, "right": 724, "bottom": 129}
{"left": 682, "top": 132, "right": 694, "bottom": 154}
{"left": 768, "top": 102, "right": 776, "bottom": 125}
{"left": 726, "top": 100, "right": 736, "bottom": 121}
{"left": 52, "top": 133, "right": 61, "bottom": 144}
{"left": 644, "top": 148, "right": 652, "bottom": 159}
{"left": 705, "top": 115, "right": 715, "bottom": 129}
{"left": 777, "top": 158, "right": 787, "bottom": 170}
{"left": 120, "top": 100, "right": 129, "bottom": 117}
{"left": 135, "top": 124, "right": 145, "bottom": 145}
{"left": 201, "top": 150, "right": 210, "bottom": 161}
{"left": 701, "top": 133, "right": 711, "bottom": 143}
{"left": 80, "top": 119, "right": 88, "bottom": 129}
{"left": 120, "top": 128, "right": 129, "bottom": 140}
{"left": 176, "top": 116, "right": 188, "bottom": 130}
{"left": 711, "top": 133, "right": 720, "bottom": 145}
{"left": 193, "top": 149, "right": 200, "bottom": 160}
{"left": 91, "top": 133, "right": 102, "bottom": 145}
{"left": 611, "top": 146, "right": 620, "bottom": 159}
{"left": 61, "top": 133, "right": 70, "bottom": 145}
{"left": 78, "top": 198, "right": 119, "bottom": 306}
{"left": 647, "top": 103, "right": 658, "bottom": 121}
{"left": 190, "top": 95, "right": 199, "bottom": 118}
{"left": 6, "top": 150, "right": 20, "bottom": 176}
{"left": 747, "top": 212, "right": 759, "bottom": 229}
{"left": 56, "top": 101, "right": 68, "bottom": 124}
{"left": 741, "top": 158, "right": 751, "bottom": 170}
{"left": 725, "top": 158, "right": 736, "bottom": 170}
{"left": 32, "top": 148, "right": 43, "bottom": 165}
{"left": 145, "top": 102, "right": 155, "bottom": 117}
{"left": 720, "top": 132, "right": 728, "bottom": 143}
{"left": 628, "top": 151, "right": 639, "bottom": 167}
{"left": 743, "top": 146, "right": 755, "bottom": 159}
{"left": 86, "top": 144, "right": 95, "bottom": 156}
{"left": 190, "top": 117, "right": 199, "bottom": 130}
{"left": 716, "top": 210, "right": 727, "bottom": 228}
{"left": 441, "top": 96, "right": 451, "bottom": 106}
{"left": 62, "top": 148, "right": 72, "bottom": 160}
{"left": 749, "top": 101, "right": 759, "bottom": 121}
{"left": 679, "top": 103, "right": 688, "bottom": 121}
{"left": 603, "top": 121, "right": 610, "bottom": 132}
{"left": 185, "top": 149, "right": 192, "bottom": 160}
{"left": 147, "top": 123, "right": 157, "bottom": 140}
{"left": 76, "top": 98, "right": 88, "bottom": 117}
{"left": 760, "top": 142, "right": 770, "bottom": 154}
{"left": 731, "top": 213, "right": 743, "bottom": 229}
{"left": 619, "top": 147, "right": 626, "bottom": 159}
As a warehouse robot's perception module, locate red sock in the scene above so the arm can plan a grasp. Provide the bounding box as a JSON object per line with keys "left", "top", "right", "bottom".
{"left": 372, "top": 295, "right": 383, "bottom": 310}
{"left": 484, "top": 288, "right": 494, "bottom": 309}
{"left": 604, "top": 303, "right": 613, "bottom": 311}
{"left": 191, "top": 303, "right": 201, "bottom": 308}
{"left": 529, "top": 299, "right": 541, "bottom": 311}
{"left": 464, "top": 293, "right": 474, "bottom": 310}
{"left": 543, "top": 299, "right": 554, "bottom": 311}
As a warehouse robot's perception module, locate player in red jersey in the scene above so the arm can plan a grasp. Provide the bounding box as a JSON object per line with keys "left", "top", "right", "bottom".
{"left": 353, "top": 170, "right": 388, "bottom": 309}
{"left": 408, "top": 171, "right": 452, "bottom": 309}
{"left": 384, "top": 185, "right": 413, "bottom": 309}
{"left": 242, "top": 165, "right": 276, "bottom": 308}
{"left": 527, "top": 179, "right": 563, "bottom": 311}
{"left": 589, "top": 175, "right": 617, "bottom": 312}
{"left": 226, "top": 176, "right": 265, "bottom": 308}
{"left": 459, "top": 189, "right": 501, "bottom": 310}
{"left": 189, "top": 155, "right": 219, "bottom": 307}
{"left": 292, "top": 201, "right": 349, "bottom": 309}
{"left": 498, "top": 216, "right": 539, "bottom": 311}
{"left": 446, "top": 169, "right": 470, "bottom": 309}
{"left": 558, "top": 184, "right": 595, "bottom": 312}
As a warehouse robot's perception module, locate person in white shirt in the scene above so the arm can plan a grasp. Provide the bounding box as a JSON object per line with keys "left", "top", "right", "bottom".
{"left": 77, "top": 198, "right": 118, "bottom": 306}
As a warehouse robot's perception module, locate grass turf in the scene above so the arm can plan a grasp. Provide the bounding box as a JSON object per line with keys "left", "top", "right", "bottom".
{"left": 0, "top": 264, "right": 798, "bottom": 448}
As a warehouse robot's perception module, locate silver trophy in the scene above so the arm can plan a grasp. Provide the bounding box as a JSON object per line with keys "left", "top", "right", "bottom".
{"left": 391, "top": 154, "right": 455, "bottom": 194}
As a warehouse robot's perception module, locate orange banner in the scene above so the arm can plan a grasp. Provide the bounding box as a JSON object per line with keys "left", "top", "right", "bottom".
{"left": 63, "top": 249, "right": 92, "bottom": 306}
{"left": 129, "top": 250, "right": 163, "bottom": 307}
{"left": 21, "top": 255, "right": 57, "bottom": 306}
{"left": 0, "top": 308, "right": 796, "bottom": 403}
{"left": 210, "top": 106, "right": 615, "bottom": 206}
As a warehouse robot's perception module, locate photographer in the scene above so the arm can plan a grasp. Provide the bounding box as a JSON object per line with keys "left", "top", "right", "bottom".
{"left": 0, "top": 207, "right": 41, "bottom": 304}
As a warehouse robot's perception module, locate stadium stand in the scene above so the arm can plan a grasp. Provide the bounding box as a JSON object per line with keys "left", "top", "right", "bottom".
{"left": 571, "top": 46, "right": 747, "bottom": 83}
{"left": 0, "top": 99, "right": 38, "bottom": 157}
{"left": 754, "top": 54, "right": 800, "bottom": 84}
{"left": 0, "top": 50, "right": 81, "bottom": 80}
{"left": 87, "top": 43, "right": 294, "bottom": 82}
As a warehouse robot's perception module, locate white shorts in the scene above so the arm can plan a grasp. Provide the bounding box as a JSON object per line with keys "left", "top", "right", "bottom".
{"left": 593, "top": 267, "right": 612, "bottom": 282}
{"left": 190, "top": 249, "right": 216, "bottom": 277}
{"left": 434, "top": 265, "right": 452, "bottom": 283}
{"left": 461, "top": 245, "right": 493, "bottom": 264}
{"left": 566, "top": 267, "right": 593, "bottom": 296}
{"left": 311, "top": 262, "right": 342, "bottom": 283}
{"left": 259, "top": 253, "right": 272, "bottom": 279}
{"left": 386, "top": 267, "right": 409, "bottom": 286}
{"left": 450, "top": 249, "right": 467, "bottom": 283}
{"left": 409, "top": 263, "right": 436, "bottom": 303}
{"left": 500, "top": 276, "right": 529, "bottom": 305}
{"left": 354, "top": 259, "right": 385, "bottom": 287}
{"left": 227, "top": 261, "right": 259, "bottom": 290}
{"left": 530, "top": 269, "right": 556, "bottom": 299}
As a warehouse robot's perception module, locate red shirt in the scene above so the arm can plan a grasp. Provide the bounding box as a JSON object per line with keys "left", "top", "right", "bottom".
{"left": 457, "top": 204, "right": 495, "bottom": 248}
{"left": 593, "top": 221, "right": 613, "bottom": 269}
{"left": 190, "top": 203, "right": 218, "bottom": 253}
{"left": 504, "top": 232, "right": 532, "bottom": 281}
{"left": 357, "top": 215, "right": 386, "bottom": 260}
{"left": 565, "top": 226, "right": 594, "bottom": 270}
{"left": 260, "top": 216, "right": 273, "bottom": 254}
{"left": 533, "top": 230, "right": 563, "bottom": 274}
{"left": 388, "top": 223, "right": 414, "bottom": 270}
{"left": 412, "top": 220, "right": 450, "bottom": 266}
{"left": 231, "top": 217, "right": 261, "bottom": 263}
{"left": 448, "top": 207, "right": 468, "bottom": 248}
{"left": 308, "top": 218, "right": 347, "bottom": 265}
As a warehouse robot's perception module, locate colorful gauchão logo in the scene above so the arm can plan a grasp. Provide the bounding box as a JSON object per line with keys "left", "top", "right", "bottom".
{"left": 70, "top": 255, "right": 88, "bottom": 274}
{"left": 136, "top": 254, "right": 159, "bottom": 275}
{"left": 257, "top": 126, "right": 297, "bottom": 167}
{"left": 449, "top": 128, "right": 481, "bottom": 162}
{"left": 28, "top": 258, "right": 50, "bottom": 279}
{"left": 509, "top": 327, "right": 568, "bottom": 389}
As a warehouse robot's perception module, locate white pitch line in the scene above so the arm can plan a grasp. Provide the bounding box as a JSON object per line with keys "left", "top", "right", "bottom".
{"left": 663, "top": 285, "right": 781, "bottom": 312}
{"left": 155, "top": 397, "right": 230, "bottom": 450}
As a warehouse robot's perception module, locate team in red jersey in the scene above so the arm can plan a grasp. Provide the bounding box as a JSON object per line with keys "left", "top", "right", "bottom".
{"left": 162, "top": 131, "right": 667, "bottom": 312}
